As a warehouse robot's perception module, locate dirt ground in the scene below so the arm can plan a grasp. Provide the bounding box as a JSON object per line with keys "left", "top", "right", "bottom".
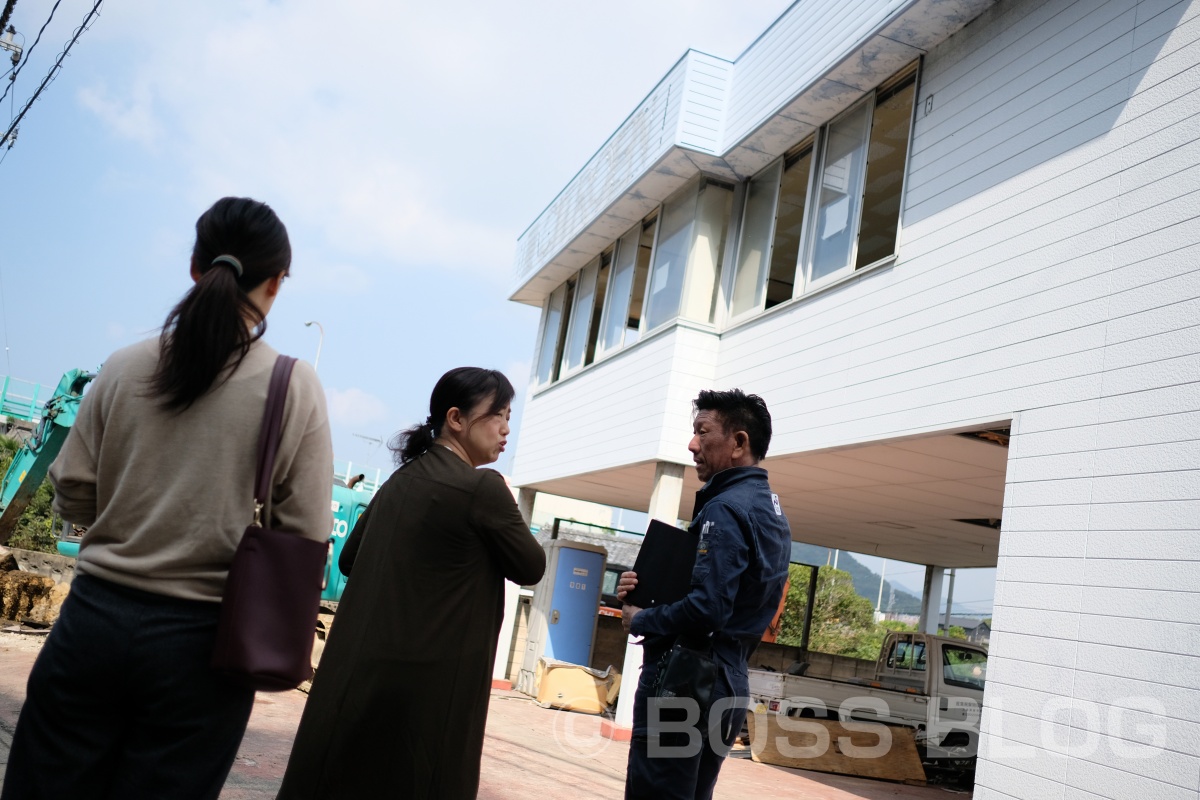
{"left": 0, "top": 630, "right": 971, "bottom": 799}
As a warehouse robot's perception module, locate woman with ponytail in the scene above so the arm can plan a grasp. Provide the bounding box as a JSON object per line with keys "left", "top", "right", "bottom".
{"left": 2, "top": 197, "right": 334, "bottom": 800}
{"left": 278, "top": 367, "right": 546, "bottom": 800}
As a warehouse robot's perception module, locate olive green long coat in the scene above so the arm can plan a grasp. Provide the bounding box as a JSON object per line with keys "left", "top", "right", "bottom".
{"left": 277, "top": 446, "right": 546, "bottom": 799}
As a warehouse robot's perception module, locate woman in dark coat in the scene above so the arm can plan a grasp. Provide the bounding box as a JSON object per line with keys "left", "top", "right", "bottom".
{"left": 277, "top": 367, "right": 546, "bottom": 800}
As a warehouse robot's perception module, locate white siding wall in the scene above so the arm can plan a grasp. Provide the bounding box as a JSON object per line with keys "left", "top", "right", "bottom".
{"left": 722, "top": 0, "right": 907, "bottom": 147}
{"left": 676, "top": 51, "right": 733, "bottom": 155}
{"left": 513, "top": 325, "right": 719, "bottom": 486}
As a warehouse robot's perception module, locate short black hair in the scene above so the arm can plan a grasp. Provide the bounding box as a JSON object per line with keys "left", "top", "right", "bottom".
{"left": 693, "top": 389, "right": 772, "bottom": 461}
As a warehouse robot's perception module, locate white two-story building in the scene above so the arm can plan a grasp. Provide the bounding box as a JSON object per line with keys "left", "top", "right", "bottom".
{"left": 507, "top": 0, "right": 1200, "bottom": 797}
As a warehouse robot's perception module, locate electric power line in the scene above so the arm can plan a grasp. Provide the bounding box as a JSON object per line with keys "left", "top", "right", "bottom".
{"left": 0, "top": 0, "right": 102, "bottom": 153}
{"left": 0, "top": 0, "right": 64, "bottom": 107}
{"left": 0, "top": 0, "right": 17, "bottom": 35}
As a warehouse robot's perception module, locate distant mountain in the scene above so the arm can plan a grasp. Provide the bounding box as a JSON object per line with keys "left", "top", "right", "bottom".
{"left": 791, "top": 543, "right": 924, "bottom": 615}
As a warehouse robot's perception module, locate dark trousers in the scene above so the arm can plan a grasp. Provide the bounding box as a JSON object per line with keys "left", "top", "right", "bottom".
{"left": 1, "top": 574, "right": 255, "bottom": 800}
{"left": 624, "top": 656, "right": 748, "bottom": 800}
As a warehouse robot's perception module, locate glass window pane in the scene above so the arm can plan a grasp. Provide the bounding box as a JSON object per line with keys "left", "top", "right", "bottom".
{"left": 856, "top": 75, "right": 916, "bottom": 268}
{"left": 598, "top": 226, "right": 639, "bottom": 356}
{"left": 585, "top": 251, "right": 611, "bottom": 365}
{"left": 644, "top": 186, "right": 698, "bottom": 331}
{"left": 535, "top": 284, "right": 567, "bottom": 385}
{"left": 731, "top": 161, "right": 781, "bottom": 318}
{"left": 767, "top": 147, "right": 813, "bottom": 308}
{"left": 626, "top": 218, "right": 656, "bottom": 346}
{"left": 942, "top": 646, "right": 987, "bottom": 690}
{"left": 809, "top": 101, "right": 870, "bottom": 284}
{"left": 561, "top": 262, "right": 598, "bottom": 375}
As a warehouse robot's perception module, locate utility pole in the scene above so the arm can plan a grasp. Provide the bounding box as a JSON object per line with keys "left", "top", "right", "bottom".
{"left": 875, "top": 559, "right": 888, "bottom": 614}
{"left": 943, "top": 568, "right": 957, "bottom": 635}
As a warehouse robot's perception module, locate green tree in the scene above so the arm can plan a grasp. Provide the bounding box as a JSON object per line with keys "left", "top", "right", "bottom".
{"left": 777, "top": 564, "right": 923, "bottom": 660}
{"left": 778, "top": 565, "right": 880, "bottom": 659}
{"left": 0, "top": 435, "right": 61, "bottom": 554}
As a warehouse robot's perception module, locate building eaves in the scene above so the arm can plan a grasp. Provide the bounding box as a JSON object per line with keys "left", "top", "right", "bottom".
{"left": 509, "top": 0, "right": 997, "bottom": 307}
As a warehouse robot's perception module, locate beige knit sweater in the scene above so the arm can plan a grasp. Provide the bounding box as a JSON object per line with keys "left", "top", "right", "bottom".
{"left": 50, "top": 337, "right": 335, "bottom": 602}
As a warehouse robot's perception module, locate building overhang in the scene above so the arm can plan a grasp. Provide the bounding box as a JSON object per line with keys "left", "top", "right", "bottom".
{"left": 510, "top": 0, "right": 997, "bottom": 307}
{"left": 518, "top": 429, "right": 1007, "bottom": 569}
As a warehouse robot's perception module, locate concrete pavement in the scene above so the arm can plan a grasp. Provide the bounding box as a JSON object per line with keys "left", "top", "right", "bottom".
{"left": 0, "top": 631, "right": 970, "bottom": 798}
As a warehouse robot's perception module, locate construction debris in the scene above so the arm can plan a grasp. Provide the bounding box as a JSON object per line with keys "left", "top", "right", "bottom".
{"left": 0, "top": 545, "right": 72, "bottom": 626}
{"left": 747, "top": 711, "right": 926, "bottom": 785}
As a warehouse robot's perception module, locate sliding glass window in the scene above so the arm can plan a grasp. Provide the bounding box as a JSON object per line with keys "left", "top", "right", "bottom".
{"left": 626, "top": 216, "right": 655, "bottom": 345}
{"left": 729, "top": 143, "right": 814, "bottom": 319}
{"left": 534, "top": 283, "right": 569, "bottom": 386}
{"left": 560, "top": 260, "right": 598, "bottom": 376}
{"left": 803, "top": 66, "right": 917, "bottom": 290}
{"left": 584, "top": 250, "right": 611, "bottom": 366}
{"left": 767, "top": 144, "right": 813, "bottom": 307}
{"left": 856, "top": 72, "right": 916, "bottom": 268}
{"left": 597, "top": 225, "right": 640, "bottom": 357}
{"left": 807, "top": 100, "right": 871, "bottom": 288}
{"left": 643, "top": 185, "right": 698, "bottom": 331}
{"left": 730, "top": 161, "right": 781, "bottom": 319}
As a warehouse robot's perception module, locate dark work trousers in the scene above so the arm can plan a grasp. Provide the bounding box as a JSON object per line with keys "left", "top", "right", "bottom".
{"left": 624, "top": 656, "right": 748, "bottom": 800}
{"left": 1, "top": 573, "right": 256, "bottom": 800}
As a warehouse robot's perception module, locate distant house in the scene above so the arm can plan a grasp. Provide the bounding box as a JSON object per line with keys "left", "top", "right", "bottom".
{"left": 939, "top": 615, "right": 991, "bottom": 646}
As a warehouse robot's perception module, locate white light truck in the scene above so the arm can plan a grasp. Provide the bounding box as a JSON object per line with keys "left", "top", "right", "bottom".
{"left": 748, "top": 632, "right": 988, "bottom": 774}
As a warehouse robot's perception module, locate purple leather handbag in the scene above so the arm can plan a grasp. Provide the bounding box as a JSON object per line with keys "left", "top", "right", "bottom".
{"left": 212, "top": 355, "right": 328, "bottom": 691}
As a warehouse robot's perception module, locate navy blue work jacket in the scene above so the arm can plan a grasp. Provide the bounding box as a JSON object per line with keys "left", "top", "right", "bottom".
{"left": 631, "top": 465, "right": 792, "bottom": 687}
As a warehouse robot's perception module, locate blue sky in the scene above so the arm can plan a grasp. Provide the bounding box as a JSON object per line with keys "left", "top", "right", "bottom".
{"left": 0, "top": 0, "right": 993, "bottom": 612}
{"left": 0, "top": 0, "right": 793, "bottom": 469}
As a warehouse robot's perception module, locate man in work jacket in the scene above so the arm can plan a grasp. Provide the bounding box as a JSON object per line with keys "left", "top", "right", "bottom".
{"left": 619, "top": 388, "right": 792, "bottom": 800}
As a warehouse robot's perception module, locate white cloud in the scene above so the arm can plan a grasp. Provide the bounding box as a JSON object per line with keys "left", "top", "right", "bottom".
{"left": 76, "top": 0, "right": 790, "bottom": 280}
{"left": 77, "top": 81, "right": 162, "bottom": 147}
{"left": 327, "top": 386, "right": 388, "bottom": 426}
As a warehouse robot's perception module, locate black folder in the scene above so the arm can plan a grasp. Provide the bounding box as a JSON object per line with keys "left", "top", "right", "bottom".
{"left": 623, "top": 520, "right": 698, "bottom": 608}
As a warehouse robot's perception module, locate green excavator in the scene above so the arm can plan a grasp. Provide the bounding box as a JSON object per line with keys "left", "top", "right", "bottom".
{"left": 0, "top": 369, "right": 94, "bottom": 547}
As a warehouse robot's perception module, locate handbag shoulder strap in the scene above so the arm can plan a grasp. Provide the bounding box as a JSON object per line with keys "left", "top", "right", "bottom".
{"left": 253, "top": 355, "right": 297, "bottom": 525}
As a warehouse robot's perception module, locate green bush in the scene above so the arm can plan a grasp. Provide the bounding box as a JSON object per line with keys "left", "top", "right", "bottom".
{"left": 777, "top": 564, "right": 918, "bottom": 659}
{"left": 0, "top": 435, "right": 60, "bottom": 554}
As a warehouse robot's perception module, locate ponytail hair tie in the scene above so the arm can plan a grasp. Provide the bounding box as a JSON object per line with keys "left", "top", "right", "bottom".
{"left": 211, "top": 255, "right": 244, "bottom": 278}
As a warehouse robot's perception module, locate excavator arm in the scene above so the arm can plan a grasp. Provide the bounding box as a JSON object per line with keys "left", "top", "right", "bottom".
{"left": 0, "top": 369, "right": 95, "bottom": 546}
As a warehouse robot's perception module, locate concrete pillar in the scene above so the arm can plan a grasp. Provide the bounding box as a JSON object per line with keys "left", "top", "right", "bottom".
{"left": 918, "top": 565, "right": 946, "bottom": 634}
{"left": 608, "top": 461, "right": 686, "bottom": 737}
{"left": 517, "top": 486, "right": 537, "bottom": 526}
{"left": 492, "top": 579, "right": 523, "bottom": 688}
{"left": 647, "top": 462, "right": 685, "bottom": 523}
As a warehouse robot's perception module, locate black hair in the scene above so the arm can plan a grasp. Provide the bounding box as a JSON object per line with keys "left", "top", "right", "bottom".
{"left": 390, "top": 367, "right": 515, "bottom": 465}
{"left": 693, "top": 388, "right": 773, "bottom": 461}
{"left": 150, "top": 197, "right": 291, "bottom": 410}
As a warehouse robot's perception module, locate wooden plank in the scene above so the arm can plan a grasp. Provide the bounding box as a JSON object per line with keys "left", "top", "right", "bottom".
{"left": 746, "top": 712, "right": 926, "bottom": 785}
